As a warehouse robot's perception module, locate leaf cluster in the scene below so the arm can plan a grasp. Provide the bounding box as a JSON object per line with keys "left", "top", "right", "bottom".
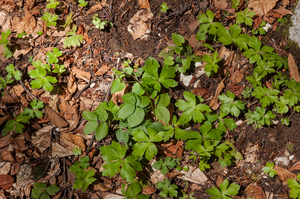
{"left": 31, "top": 182, "right": 60, "bottom": 199}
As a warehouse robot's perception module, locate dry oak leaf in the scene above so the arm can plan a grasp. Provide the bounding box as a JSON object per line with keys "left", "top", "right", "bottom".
{"left": 288, "top": 53, "right": 300, "bottom": 82}
{"left": 72, "top": 66, "right": 91, "bottom": 82}
{"left": 245, "top": 183, "right": 266, "bottom": 199}
{"left": 61, "top": 133, "right": 85, "bottom": 151}
{"left": 0, "top": 175, "right": 14, "bottom": 189}
{"left": 67, "top": 72, "right": 77, "bottom": 95}
{"left": 248, "top": 0, "right": 279, "bottom": 15}
{"left": 274, "top": 165, "right": 297, "bottom": 182}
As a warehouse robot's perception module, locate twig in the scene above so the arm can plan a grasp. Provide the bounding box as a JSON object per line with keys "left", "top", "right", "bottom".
{"left": 154, "top": 2, "right": 195, "bottom": 28}
{"left": 74, "top": 78, "right": 103, "bottom": 100}
{"left": 97, "top": 0, "right": 110, "bottom": 18}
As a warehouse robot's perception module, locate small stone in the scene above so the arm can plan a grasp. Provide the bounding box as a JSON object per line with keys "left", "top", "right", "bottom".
{"left": 90, "top": 83, "right": 95, "bottom": 88}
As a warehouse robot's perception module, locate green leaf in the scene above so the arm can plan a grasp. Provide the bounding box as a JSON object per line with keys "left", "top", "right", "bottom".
{"left": 64, "top": 25, "right": 84, "bottom": 48}
{"left": 84, "top": 121, "right": 97, "bottom": 135}
{"left": 172, "top": 33, "right": 185, "bottom": 46}
{"left": 83, "top": 111, "right": 97, "bottom": 122}
{"left": 41, "top": 12, "right": 58, "bottom": 27}
{"left": 46, "top": 185, "right": 60, "bottom": 195}
{"left": 31, "top": 188, "right": 44, "bottom": 199}
{"left": 46, "top": 0, "right": 59, "bottom": 9}
{"left": 157, "top": 179, "right": 178, "bottom": 198}
{"left": 95, "top": 122, "right": 108, "bottom": 141}
{"left": 252, "top": 87, "right": 279, "bottom": 107}
{"left": 128, "top": 107, "right": 145, "bottom": 128}
{"left": 111, "top": 78, "right": 125, "bottom": 94}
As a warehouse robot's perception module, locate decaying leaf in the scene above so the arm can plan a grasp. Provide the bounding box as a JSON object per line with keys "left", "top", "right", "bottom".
{"left": 214, "top": 0, "right": 230, "bottom": 10}
{"left": 248, "top": 0, "right": 279, "bottom": 15}
{"left": 245, "top": 183, "right": 266, "bottom": 199}
{"left": 67, "top": 72, "right": 77, "bottom": 95}
{"left": 15, "top": 14, "right": 36, "bottom": 34}
{"left": 86, "top": 3, "right": 103, "bottom": 15}
{"left": 0, "top": 175, "right": 14, "bottom": 189}
{"left": 288, "top": 53, "right": 300, "bottom": 82}
{"left": 45, "top": 104, "right": 69, "bottom": 128}
{"left": 289, "top": 161, "right": 300, "bottom": 171}
{"left": 51, "top": 142, "right": 73, "bottom": 157}
{"left": 61, "top": 133, "right": 85, "bottom": 151}
{"left": 209, "top": 79, "right": 225, "bottom": 110}
{"left": 0, "top": 162, "right": 11, "bottom": 175}
{"left": 32, "top": 126, "right": 53, "bottom": 152}
{"left": 273, "top": 6, "right": 293, "bottom": 17}
{"left": 138, "top": 0, "right": 150, "bottom": 9}
{"left": 274, "top": 165, "right": 297, "bottom": 182}
{"left": 178, "top": 165, "right": 208, "bottom": 185}
{"left": 72, "top": 66, "right": 91, "bottom": 82}
{"left": 127, "top": 8, "right": 153, "bottom": 40}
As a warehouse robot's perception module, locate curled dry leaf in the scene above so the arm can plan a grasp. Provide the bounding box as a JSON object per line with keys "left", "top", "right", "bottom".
{"left": 15, "top": 14, "right": 36, "bottom": 34}
{"left": 274, "top": 165, "right": 297, "bottom": 182}
{"left": 138, "top": 0, "right": 150, "bottom": 9}
{"left": 127, "top": 8, "right": 153, "bottom": 40}
{"left": 178, "top": 165, "right": 208, "bottom": 185}
{"left": 192, "top": 88, "right": 210, "bottom": 99}
{"left": 273, "top": 6, "right": 293, "bottom": 17}
{"left": 61, "top": 133, "right": 85, "bottom": 151}
{"left": 230, "top": 69, "right": 244, "bottom": 84}
{"left": 288, "top": 53, "right": 300, "bottom": 82}
{"left": 245, "top": 183, "right": 266, "bottom": 199}
{"left": 86, "top": 3, "right": 103, "bottom": 15}
{"left": 32, "top": 126, "right": 54, "bottom": 152}
{"left": 282, "top": 0, "right": 289, "bottom": 8}
{"left": 45, "top": 104, "right": 69, "bottom": 128}
{"left": 228, "top": 84, "right": 246, "bottom": 96}
{"left": 0, "top": 0, "right": 16, "bottom": 12}
{"left": 209, "top": 79, "right": 225, "bottom": 110}
{"left": 289, "top": 161, "right": 300, "bottom": 171}
{"left": 0, "top": 175, "right": 14, "bottom": 189}
{"left": 248, "top": 0, "right": 279, "bottom": 15}
{"left": 72, "top": 66, "right": 91, "bottom": 82}
{"left": 51, "top": 142, "right": 73, "bottom": 157}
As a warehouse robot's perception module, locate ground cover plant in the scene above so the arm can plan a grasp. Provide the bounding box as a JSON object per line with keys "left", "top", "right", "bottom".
{"left": 0, "top": 0, "right": 300, "bottom": 198}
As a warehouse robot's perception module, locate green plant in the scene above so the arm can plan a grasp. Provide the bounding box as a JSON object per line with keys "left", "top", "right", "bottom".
{"left": 252, "top": 20, "right": 267, "bottom": 35}
{"left": 206, "top": 179, "right": 240, "bottom": 199}
{"left": 281, "top": 118, "right": 290, "bottom": 126}
{"left": 263, "top": 162, "right": 277, "bottom": 177}
{"left": 78, "top": 0, "right": 88, "bottom": 7}
{"left": 37, "top": 31, "right": 43, "bottom": 35}
{"left": 203, "top": 51, "right": 221, "bottom": 77}
{"left": 31, "top": 182, "right": 60, "bottom": 199}
{"left": 92, "top": 14, "right": 108, "bottom": 29}
{"left": 46, "top": 47, "right": 62, "bottom": 64}
{"left": 69, "top": 156, "right": 96, "bottom": 191}
{"left": 231, "top": 0, "right": 240, "bottom": 10}
{"left": 157, "top": 179, "right": 178, "bottom": 198}
{"left": 42, "top": 12, "right": 58, "bottom": 27}
{"left": 72, "top": 147, "right": 82, "bottom": 155}
{"left": 235, "top": 7, "right": 256, "bottom": 26}
{"left": 0, "top": 29, "right": 13, "bottom": 58}
{"left": 6, "top": 64, "right": 22, "bottom": 81}
{"left": 246, "top": 107, "right": 276, "bottom": 129}
{"left": 283, "top": 79, "right": 300, "bottom": 106}
{"left": 46, "top": 0, "right": 59, "bottom": 9}
{"left": 2, "top": 113, "right": 31, "bottom": 135}
{"left": 28, "top": 60, "right": 58, "bottom": 91}
{"left": 153, "top": 157, "right": 180, "bottom": 175}
{"left": 160, "top": 3, "right": 169, "bottom": 13}
{"left": 64, "top": 25, "right": 84, "bottom": 48}
{"left": 252, "top": 86, "right": 279, "bottom": 107}
{"left": 218, "top": 90, "right": 245, "bottom": 117}
{"left": 288, "top": 174, "right": 300, "bottom": 199}
{"left": 17, "top": 31, "right": 27, "bottom": 38}
{"left": 241, "top": 87, "right": 252, "bottom": 98}
{"left": 23, "top": 99, "right": 44, "bottom": 119}
{"left": 121, "top": 182, "right": 150, "bottom": 199}
{"left": 100, "top": 141, "right": 142, "bottom": 183}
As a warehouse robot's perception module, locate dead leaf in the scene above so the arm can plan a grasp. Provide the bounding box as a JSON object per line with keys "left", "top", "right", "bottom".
{"left": 274, "top": 165, "right": 297, "bottom": 182}
{"left": 192, "top": 88, "right": 210, "bottom": 99}
{"left": 13, "top": 47, "right": 32, "bottom": 59}
{"left": 127, "top": 8, "right": 153, "bottom": 40}
{"left": 230, "top": 69, "right": 244, "bottom": 84}
{"left": 244, "top": 143, "right": 259, "bottom": 163}
{"left": 72, "top": 66, "right": 91, "bottom": 82}
{"left": 282, "top": 0, "right": 289, "bottom": 8}
{"left": 0, "top": 175, "right": 14, "bottom": 189}
{"left": 142, "top": 187, "right": 155, "bottom": 195}
{"left": 103, "top": 194, "right": 124, "bottom": 199}
{"left": 289, "top": 162, "right": 300, "bottom": 171}
{"left": 94, "top": 64, "right": 111, "bottom": 76}
{"left": 0, "top": 162, "right": 11, "bottom": 175}
{"left": 245, "top": 183, "right": 266, "bottom": 199}
{"left": 86, "top": 3, "right": 103, "bottom": 14}
{"left": 32, "top": 126, "right": 53, "bottom": 152}
{"left": 253, "top": 16, "right": 263, "bottom": 29}
{"left": 248, "top": 0, "right": 279, "bottom": 15}
{"left": 218, "top": 46, "right": 231, "bottom": 60}
{"left": 45, "top": 104, "right": 69, "bottom": 128}
{"left": 185, "top": 34, "right": 200, "bottom": 48}
{"left": 228, "top": 84, "right": 245, "bottom": 96}
{"left": 0, "top": 0, "right": 16, "bottom": 12}
{"left": 209, "top": 79, "right": 225, "bottom": 110}
{"left": 288, "top": 53, "right": 300, "bottom": 82}
{"left": 273, "top": 7, "right": 293, "bottom": 17}
{"left": 2, "top": 151, "right": 15, "bottom": 162}
{"left": 214, "top": 0, "right": 230, "bottom": 9}
{"left": 177, "top": 166, "right": 208, "bottom": 184}
{"left": 16, "top": 14, "right": 36, "bottom": 34}
{"left": 51, "top": 142, "right": 73, "bottom": 157}
{"left": 138, "top": 0, "right": 150, "bottom": 9}
{"left": 61, "top": 133, "right": 85, "bottom": 151}
{"left": 216, "top": 174, "right": 225, "bottom": 187}
{"left": 93, "top": 182, "right": 110, "bottom": 191}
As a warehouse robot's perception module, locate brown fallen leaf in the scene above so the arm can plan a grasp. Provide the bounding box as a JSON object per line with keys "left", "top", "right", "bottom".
{"left": 282, "top": 0, "right": 289, "bottom": 8}
{"left": 230, "top": 69, "right": 244, "bottom": 84}
{"left": 45, "top": 104, "right": 69, "bottom": 128}
{"left": 142, "top": 187, "right": 156, "bottom": 195}
{"left": 289, "top": 162, "right": 300, "bottom": 171}
{"left": 214, "top": 0, "right": 230, "bottom": 9}
{"left": 248, "top": 0, "right": 279, "bottom": 15}
{"left": 288, "top": 53, "right": 300, "bottom": 82}
{"left": 61, "top": 133, "right": 85, "bottom": 151}
{"left": 72, "top": 66, "right": 91, "bottom": 82}
{"left": 0, "top": 175, "right": 14, "bottom": 189}
{"left": 138, "top": 0, "right": 150, "bottom": 9}
{"left": 16, "top": 14, "right": 36, "bottom": 34}
{"left": 192, "top": 88, "right": 210, "bottom": 99}
{"left": 0, "top": 162, "right": 11, "bottom": 175}
{"left": 86, "top": 3, "right": 103, "bottom": 15}
{"left": 228, "top": 84, "right": 245, "bottom": 96}
{"left": 51, "top": 142, "right": 73, "bottom": 157}
{"left": 245, "top": 183, "right": 266, "bottom": 199}
{"left": 127, "top": 8, "right": 153, "bottom": 40}
{"left": 274, "top": 165, "right": 297, "bottom": 182}
{"left": 32, "top": 126, "right": 53, "bottom": 152}
{"left": 273, "top": 7, "right": 293, "bottom": 17}
{"left": 209, "top": 79, "right": 225, "bottom": 110}
{"left": 94, "top": 64, "right": 111, "bottom": 76}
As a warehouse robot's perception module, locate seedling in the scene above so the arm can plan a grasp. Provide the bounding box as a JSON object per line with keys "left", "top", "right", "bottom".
{"left": 246, "top": 107, "right": 276, "bottom": 129}
{"left": 41, "top": 12, "right": 58, "bottom": 27}
{"left": 263, "top": 162, "right": 277, "bottom": 177}
{"left": 203, "top": 51, "right": 221, "bottom": 77}
{"left": 6, "top": 64, "right": 22, "bottom": 81}
{"left": 78, "top": 0, "right": 88, "bottom": 7}
{"left": 92, "top": 14, "right": 108, "bottom": 29}
{"left": 235, "top": 7, "right": 256, "bottom": 26}
{"left": 121, "top": 182, "right": 150, "bottom": 199}
{"left": 23, "top": 99, "right": 44, "bottom": 119}
{"left": 72, "top": 147, "right": 82, "bottom": 155}
{"left": 160, "top": 3, "right": 169, "bottom": 13}
{"left": 157, "top": 179, "right": 178, "bottom": 198}
{"left": 64, "top": 25, "right": 84, "bottom": 48}
{"left": 153, "top": 157, "right": 180, "bottom": 175}
{"left": 31, "top": 182, "right": 60, "bottom": 199}
{"left": 218, "top": 90, "right": 245, "bottom": 117}
{"left": 206, "top": 179, "right": 240, "bottom": 199}
{"left": 16, "top": 31, "right": 27, "bottom": 38}
{"left": 46, "top": 47, "right": 62, "bottom": 64}
{"left": 46, "top": 0, "right": 59, "bottom": 9}
{"left": 231, "top": 0, "right": 240, "bottom": 10}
